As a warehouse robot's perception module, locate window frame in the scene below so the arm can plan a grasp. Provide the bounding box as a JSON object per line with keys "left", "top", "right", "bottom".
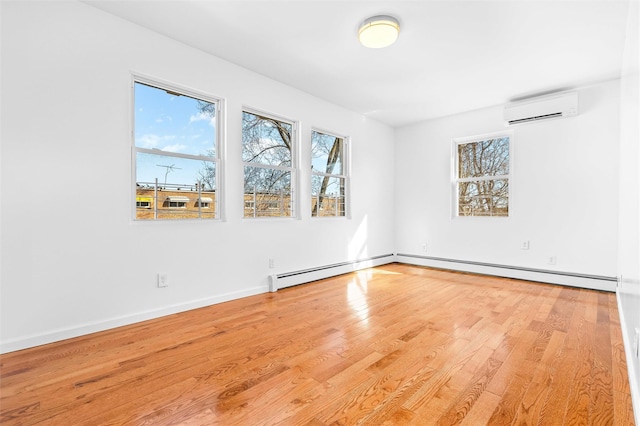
{"left": 452, "top": 130, "right": 513, "bottom": 219}
{"left": 131, "top": 74, "right": 224, "bottom": 221}
{"left": 241, "top": 107, "right": 298, "bottom": 219}
{"left": 310, "top": 128, "right": 350, "bottom": 219}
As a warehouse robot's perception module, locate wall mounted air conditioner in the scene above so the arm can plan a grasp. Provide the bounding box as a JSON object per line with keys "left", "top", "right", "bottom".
{"left": 504, "top": 91, "right": 578, "bottom": 126}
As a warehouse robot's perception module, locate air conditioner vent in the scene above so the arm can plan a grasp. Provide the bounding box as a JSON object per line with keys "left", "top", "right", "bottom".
{"left": 504, "top": 91, "right": 578, "bottom": 126}
{"left": 507, "top": 112, "right": 564, "bottom": 125}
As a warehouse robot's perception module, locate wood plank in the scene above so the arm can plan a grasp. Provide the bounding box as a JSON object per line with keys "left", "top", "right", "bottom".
{"left": 588, "top": 292, "right": 615, "bottom": 425}
{"left": 511, "top": 329, "right": 566, "bottom": 424}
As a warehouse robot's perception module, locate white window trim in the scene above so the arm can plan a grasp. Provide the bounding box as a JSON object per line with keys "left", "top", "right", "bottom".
{"left": 131, "top": 73, "right": 225, "bottom": 221}
{"left": 310, "top": 128, "right": 351, "bottom": 219}
{"left": 241, "top": 106, "right": 299, "bottom": 219}
{"left": 452, "top": 130, "right": 513, "bottom": 219}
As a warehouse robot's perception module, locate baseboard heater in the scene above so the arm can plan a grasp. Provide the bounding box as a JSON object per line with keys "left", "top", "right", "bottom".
{"left": 268, "top": 254, "right": 395, "bottom": 292}
{"left": 396, "top": 253, "right": 617, "bottom": 292}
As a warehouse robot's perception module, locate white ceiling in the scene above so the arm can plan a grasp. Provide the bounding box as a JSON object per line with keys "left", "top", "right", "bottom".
{"left": 84, "top": 0, "right": 631, "bottom": 128}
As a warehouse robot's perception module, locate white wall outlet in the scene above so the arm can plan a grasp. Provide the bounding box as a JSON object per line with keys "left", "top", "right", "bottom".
{"left": 157, "top": 273, "right": 169, "bottom": 288}
{"left": 520, "top": 240, "right": 529, "bottom": 250}
{"left": 268, "top": 258, "right": 275, "bottom": 269}
{"left": 547, "top": 256, "right": 556, "bottom": 265}
{"left": 421, "top": 243, "right": 427, "bottom": 252}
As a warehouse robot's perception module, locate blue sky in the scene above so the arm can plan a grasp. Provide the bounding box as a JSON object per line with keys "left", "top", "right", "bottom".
{"left": 135, "top": 82, "right": 216, "bottom": 187}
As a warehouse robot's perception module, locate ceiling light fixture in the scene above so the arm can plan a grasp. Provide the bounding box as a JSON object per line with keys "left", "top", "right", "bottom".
{"left": 358, "top": 15, "right": 400, "bottom": 49}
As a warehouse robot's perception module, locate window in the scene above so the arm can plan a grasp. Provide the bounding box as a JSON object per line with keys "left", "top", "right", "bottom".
{"left": 133, "top": 77, "right": 221, "bottom": 220}
{"left": 311, "top": 130, "right": 348, "bottom": 217}
{"left": 197, "top": 197, "right": 213, "bottom": 208}
{"left": 454, "top": 132, "right": 511, "bottom": 217}
{"left": 136, "top": 197, "right": 152, "bottom": 209}
{"left": 242, "top": 109, "right": 296, "bottom": 218}
{"left": 166, "top": 196, "right": 189, "bottom": 208}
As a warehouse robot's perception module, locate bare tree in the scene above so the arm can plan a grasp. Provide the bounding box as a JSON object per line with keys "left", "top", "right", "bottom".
{"left": 198, "top": 105, "right": 344, "bottom": 216}
{"left": 197, "top": 149, "right": 216, "bottom": 191}
{"left": 458, "top": 137, "right": 509, "bottom": 216}
{"left": 242, "top": 111, "right": 292, "bottom": 192}
{"left": 189, "top": 100, "right": 218, "bottom": 192}
{"left": 311, "top": 133, "right": 343, "bottom": 216}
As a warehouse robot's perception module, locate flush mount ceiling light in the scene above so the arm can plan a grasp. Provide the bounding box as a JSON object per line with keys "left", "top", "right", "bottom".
{"left": 358, "top": 15, "right": 400, "bottom": 48}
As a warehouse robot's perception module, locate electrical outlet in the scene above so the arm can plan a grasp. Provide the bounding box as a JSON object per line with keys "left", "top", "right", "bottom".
{"left": 521, "top": 240, "right": 529, "bottom": 250}
{"left": 157, "top": 273, "right": 169, "bottom": 288}
{"left": 269, "top": 258, "right": 275, "bottom": 269}
{"left": 547, "top": 256, "right": 556, "bottom": 265}
{"left": 421, "top": 243, "right": 427, "bottom": 252}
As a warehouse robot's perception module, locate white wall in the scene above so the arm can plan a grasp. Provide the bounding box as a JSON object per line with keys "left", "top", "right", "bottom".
{"left": 0, "top": 1, "right": 395, "bottom": 352}
{"left": 394, "top": 80, "right": 620, "bottom": 286}
{"left": 618, "top": 0, "right": 640, "bottom": 420}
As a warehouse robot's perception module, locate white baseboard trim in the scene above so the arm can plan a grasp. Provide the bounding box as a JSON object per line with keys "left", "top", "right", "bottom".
{"left": 3, "top": 255, "right": 617, "bottom": 357}
{"left": 0, "top": 286, "right": 265, "bottom": 354}
{"left": 1, "top": 255, "right": 397, "bottom": 354}
{"left": 617, "top": 291, "right": 640, "bottom": 425}
{"left": 396, "top": 254, "right": 617, "bottom": 292}
{"left": 268, "top": 254, "right": 396, "bottom": 291}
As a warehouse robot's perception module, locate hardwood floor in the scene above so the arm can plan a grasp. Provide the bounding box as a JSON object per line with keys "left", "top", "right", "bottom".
{"left": 0, "top": 264, "right": 635, "bottom": 425}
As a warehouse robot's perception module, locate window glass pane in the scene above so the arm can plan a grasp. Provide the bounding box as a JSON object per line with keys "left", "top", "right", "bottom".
{"left": 243, "top": 167, "right": 292, "bottom": 217}
{"left": 311, "top": 130, "right": 346, "bottom": 218}
{"left": 136, "top": 152, "right": 216, "bottom": 220}
{"left": 458, "top": 179, "right": 508, "bottom": 217}
{"left": 311, "top": 176, "right": 345, "bottom": 217}
{"left": 134, "top": 82, "right": 216, "bottom": 157}
{"left": 242, "top": 109, "right": 295, "bottom": 219}
{"left": 242, "top": 111, "right": 291, "bottom": 166}
{"left": 133, "top": 191, "right": 215, "bottom": 220}
{"left": 244, "top": 166, "right": 290, "bottom": 193}
{"left": 311, "top": 131, "right": 343, "bottom": 175}
{"left": 458, "top": 137, "right": 509, "bottom": 179}
{"left": 311, "top": 175, "right": 344, "bottom": 197}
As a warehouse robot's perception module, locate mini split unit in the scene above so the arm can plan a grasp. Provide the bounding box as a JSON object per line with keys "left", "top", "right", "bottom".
{"left": 504, "top": 91, "right": 578, "bottom": 126}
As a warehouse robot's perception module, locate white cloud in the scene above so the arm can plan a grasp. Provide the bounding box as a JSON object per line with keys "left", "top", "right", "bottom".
{"left": 162, "top": 143, "right": 187, "bottom": 153}
{"left": 137, "top": 134, "right": 176, "bottom": 149}
{"left": 189, "top": 112, "right": 215, "bottom": 127}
